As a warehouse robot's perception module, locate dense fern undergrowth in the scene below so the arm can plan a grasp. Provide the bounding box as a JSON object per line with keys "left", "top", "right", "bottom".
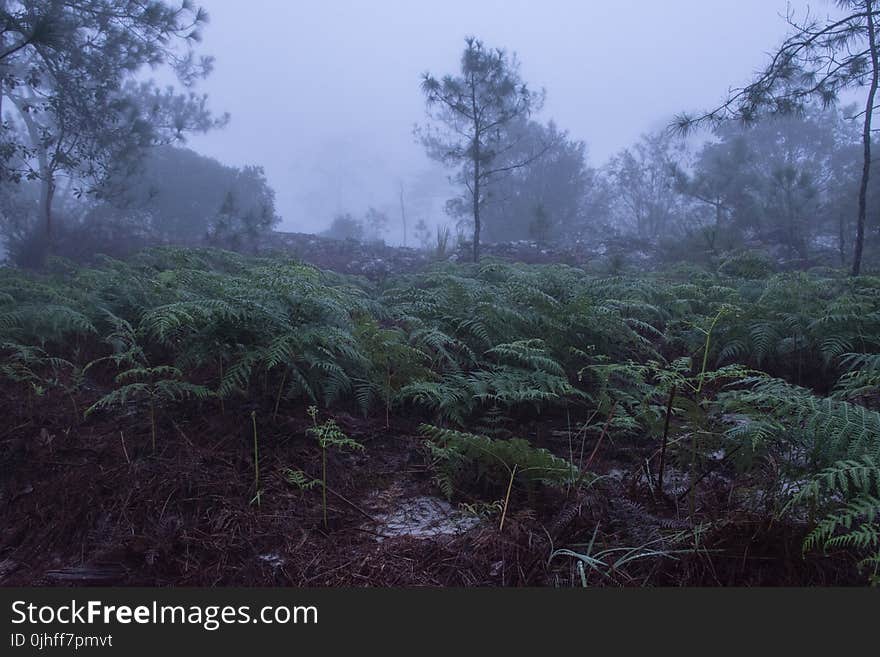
{"left": 2, "top": 247, "right": 879, "bottom": 585}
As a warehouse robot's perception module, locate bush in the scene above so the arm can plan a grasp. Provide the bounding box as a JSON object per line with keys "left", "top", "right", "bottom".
{"left": 717, "top": 250, "right": 775, "bottom": 279}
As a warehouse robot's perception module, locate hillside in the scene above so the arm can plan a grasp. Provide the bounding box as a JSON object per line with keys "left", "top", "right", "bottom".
{"left": 0, "top": 248, "right": 877, "bottom": 586}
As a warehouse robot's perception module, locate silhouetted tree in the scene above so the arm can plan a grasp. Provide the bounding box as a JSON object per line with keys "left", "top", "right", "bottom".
{"left": 418, "top": 36, "right": 545, "bottom": 261}
{"left": 675, "top": 106, "right": 861, "bottom": 259}
{"left": 204, "top": 167, "right": 278, "bottom": 251}
{"left": 0, "top": 0, "right": 225, "bottom": 258}
{"left": 322, "top": 213, "right": 364, "bottom": 241}
{"left": 413, "top": 217, "right": 431, "bottom": 249}
{"left": 364, "top": 206, "right": 389, "bottom": 243}
{"left": 528, "top": 203, "right": 551, "bottom": 244}
{"left": 675, "top": 0, "right": 880, "bottom": 275}
{"left": 606, "top": 132, "right": 685, "bottom": 239}
{"left": 672, "top": 131, "right": 757, "bottom": 246}
{"left": 105, "top": 146, "right": 276, "bottom": 244}
{"left": 471, "top": 119, "right": 592, "bottom": 243}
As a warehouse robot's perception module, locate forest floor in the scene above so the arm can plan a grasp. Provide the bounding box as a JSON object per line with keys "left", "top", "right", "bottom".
{"left": 0, "top": 384, "right": 860, "bottom": 586}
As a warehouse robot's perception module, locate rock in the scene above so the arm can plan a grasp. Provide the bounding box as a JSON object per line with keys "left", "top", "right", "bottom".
{"left": 256, "top": 230, "right": 621, "bottom": 279}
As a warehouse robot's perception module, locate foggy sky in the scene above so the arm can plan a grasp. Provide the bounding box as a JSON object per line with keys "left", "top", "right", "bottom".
{"left": 182, "top": 0, "right": 833, "bottom": 241}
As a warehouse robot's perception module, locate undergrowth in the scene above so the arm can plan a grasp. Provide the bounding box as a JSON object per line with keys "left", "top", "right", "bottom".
{"left": 2, "top": 248, "right": 879, "bottom": 583}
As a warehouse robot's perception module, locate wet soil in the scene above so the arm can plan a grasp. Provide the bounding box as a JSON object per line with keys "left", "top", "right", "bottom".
{"left": 0, "top": 385, "right": 863, "bottom": 586}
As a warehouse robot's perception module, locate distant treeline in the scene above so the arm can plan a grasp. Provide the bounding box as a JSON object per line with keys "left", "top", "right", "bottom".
{"left": 1, "top": 4, "right": 879, "bottom": 272}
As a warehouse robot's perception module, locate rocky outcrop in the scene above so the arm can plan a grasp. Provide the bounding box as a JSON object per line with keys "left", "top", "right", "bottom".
{"left": 258, "top": 231, "right": 616, "bottom": 279}
{"left": 258, "top": 232, "right": 431, "bottom": 278}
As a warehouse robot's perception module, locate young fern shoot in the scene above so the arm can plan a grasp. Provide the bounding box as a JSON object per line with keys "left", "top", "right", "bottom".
{"left": 86, "top": 365, "right": 212, "bottom": 454}
{"left": 307, "top": 406, "right": 364, "bottom": 529}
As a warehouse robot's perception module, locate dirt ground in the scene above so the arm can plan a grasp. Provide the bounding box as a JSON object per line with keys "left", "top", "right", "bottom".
{"left": 0, "top": 385, "right": 862, "bottom": 587}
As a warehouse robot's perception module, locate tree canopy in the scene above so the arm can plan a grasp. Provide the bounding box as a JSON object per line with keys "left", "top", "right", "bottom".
{"left": 0, "top": 0, "right": 226, "bottom": 256}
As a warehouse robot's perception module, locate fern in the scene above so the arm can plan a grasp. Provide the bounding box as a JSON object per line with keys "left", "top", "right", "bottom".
{"left": 421, "top": 424, "right": 579, "bottom": 499}
{"left": 787, "top": 456, "right": 880, "bottom": 582}
{"left": 87, "top": 364, "right": 213, "bottom": 453}
{"left": 719, "top": 376, "right": 880, "bottom": 465}
{"left": 307, "top": 406, "right": 364, "bottom": 529}
{"left": 283, "top": 468, "right": 321, "bottom": 491}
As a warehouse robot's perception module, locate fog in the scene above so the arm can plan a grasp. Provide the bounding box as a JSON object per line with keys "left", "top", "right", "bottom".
{"left": 184, "top": 0, "right": 825, "bottom": 240}
{"left": 6, "top": 0, "right": 880, "bottom": 591}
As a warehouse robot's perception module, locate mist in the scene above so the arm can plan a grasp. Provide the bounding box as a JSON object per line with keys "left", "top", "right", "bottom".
{"left": 183, "top": 0, "right": 826, "bottom": 241}
{"left": 7, "top": 0, "right": 880, "bottom": 592}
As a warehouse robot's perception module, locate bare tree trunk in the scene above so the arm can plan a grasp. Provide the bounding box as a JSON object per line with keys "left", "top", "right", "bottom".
{"left": 470, "top": 78, "right": 482, "bottom": 263}
{"left": 10, "top": 93, "right": 55, "bottom": 255}
{"left": 41, "top": 174, "right": 55, "bottom": 250}
{"left": 0, "top": 75, "right": 4, "bottom": 149}
{"left": 853, "top": 0, "right": 878, "bottom": 277}
{"left": 0, "top": 31, "right": 5, "bottom": 133}
{"left": 398, "top": 183, "right": 407, "bottom": 247}
{"left": 472, "top": 155, "right": 481, "bottom": 263}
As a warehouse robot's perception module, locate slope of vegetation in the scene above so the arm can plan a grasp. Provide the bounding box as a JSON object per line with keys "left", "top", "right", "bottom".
{"left": 1, "top": 248, "right": 878, "bottom": 585}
